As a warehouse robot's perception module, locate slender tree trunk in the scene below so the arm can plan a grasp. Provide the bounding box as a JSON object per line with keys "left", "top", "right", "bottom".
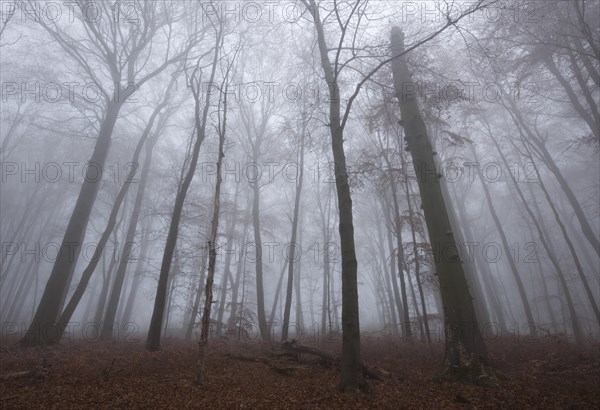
{"left": 56, "top": 98, "right": 168, "bottom": 340}
{"left": 282, "top": 136, "right": 305, "bottom": 340}
{"left": 268, "top": 259, "right": 289, "bottom": 329}
{"left": 374, "top": 219, "right": 399, "bottom": 335}
{"left": 469, "top": 145, "right": 536, "bottom": 334}
{"left": 226, "top": 211, "right": 251, "bottom": 332}
{"left": 185, "top": 246, "right": 208, "bottom": 341}
{"left": 449, "top": 186, "right": 506, "bottom": 333}
{"left": 196, "top": 74, "right": 228, "bottom": 384}
{"left": 294, "top": 215, "right": 305, "bottom": 334}
{"left": 502, "top": 96, "right": 600, "bottom": 256}
{"left": 162, "top": 250, "right": 180, "bottom": 337}
{"left": 521, "top": 145, "right": 599, "bottom": 330}
{"left": 378, "top": 138, "right": 411, "bottom": 338}
{"left": 404, "top": 159, "right": 432, "bottom": 344}
{"left": 482, "top": 122, "right": 584, "bottom": 340}
{"left": 101, "top": 96, "right": 170, "bottom": 340}
{"left": 94, "top": 238, "right": 120, "bottom": 337}
{"left": 251, "top": 178, "right": 270, "bottom": 341}
{"left": 4, "top": 262, "right": 37, "bottom": 323}
{"left": 121, "top": 225, "right": 151, "bottom": 325}
{"left": 146, "top": 27, "right": 222, "bottom": 351}
{"left": 381, "top": 199, "right": 406, "bottom": 336}
{"left": 317, "top": 185, "right": 334, "bottom": 337}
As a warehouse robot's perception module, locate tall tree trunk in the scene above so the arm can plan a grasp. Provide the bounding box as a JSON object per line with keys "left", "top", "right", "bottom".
{"left": 162, "top": 250, "right": 180, "bottom": 337}
{"left": 4, "top": 262, "right": 37, "bottom": 323}
{"left": 214, "top": 183, "right": 242, "bottom": 332}
{"left": 391, "top": 27, "right": 490, "bottom": 383}
{"left": 268, "top": 259, "right": 290, "bottom": 329}
{"left": 521, "top": 144, "right": 599, "bottom": 330}
{"left": 482, "top": 121, "right": 584, "bottom": 340}
{"left": 56, "top": 94, "right": 169, "bottom": 340}
{"left": 21, "top": 101, "right": 121, "bottom": 346}
{"left": 377, "top": 136, "right": 411, "bottom": 338}
{"left": 282, "top": 136, "right": 305, "bottom": 341}
{"left": 185, "top": 245, "right": 208, "bottom": 341}
{"left": 449, "top": 185, "right": 506, "bottom": 333}
{"left": 468, "top": 145, "right": 536, "bottom": 334}
{"left": 94, "top": 236, "right": 120, "bottom": 337}
{"left": 374, "top": 217, "right": 399, "bottom": 335}
{"left": 251, "top": 178, "right": 270, "bottom": 341}
{"left": 226, "top": 210, "right": 251, "bottom": 333}
{"left": 294, "top": 214, "right": 305, "bottom": 334}
{"left": 196, "top": 73, "right": 228, "bottom": 385}
{"left": 317, "top": 184, "right": 334, "bottom": 337}
{"left": 403, "top": 157, "right": 432, "bottom": 344}
{"left": 381, "top": 199, "right": 406, "bottom": 336}
{"left": 121, "top": 224, "right": 151, "bottom": 325}
{"left": 100, "top": 93, "right": 171, "bottom": 340}
{"left": 307, "top": 0, "right": 366, "bottom": 391}
{"left": 502, "top": 96, "right": 600, "bottom": 256}
{"left": 146, "top": 27, "right": 222, "bottom": 351}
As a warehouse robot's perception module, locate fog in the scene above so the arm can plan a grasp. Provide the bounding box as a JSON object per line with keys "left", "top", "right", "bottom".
{"left": 0, "top": 0, "right": 598, "bottom": 380}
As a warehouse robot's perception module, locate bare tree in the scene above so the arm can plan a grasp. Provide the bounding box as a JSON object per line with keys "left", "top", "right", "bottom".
{"left": 391, "top": 27, "right": 491, "bottom": 383}
{"left": 21, "top": 0, "right": 194, "bottom": 346}
{"left": 146, "top": 16, "right": 224, "bottom": 351}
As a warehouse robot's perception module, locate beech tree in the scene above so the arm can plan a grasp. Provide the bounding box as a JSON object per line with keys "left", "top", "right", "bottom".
{"left": 390, "top": 27, "right": 491, "bottom": 383}
{"left": 146, "top": 15, "right": 224, "bottom": 351}
{"left": 21, "top": 1, "right": 195, "bottom": 346}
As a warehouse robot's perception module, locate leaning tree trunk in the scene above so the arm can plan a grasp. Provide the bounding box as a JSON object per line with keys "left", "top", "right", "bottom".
{"left": 390, "top": 27, "right": 491, "bottom": 384}
{"left": 519, "top": 142, "right": 599, "bottom": 330}
{"left": 468, "top": 145, "right": 536, "bottom": 335}
{"left": 56, "top": 92, "right": 170, "bottom": 341}
{"left": 502, "top": 96, "right": 600, "bottom": 256}
{"left": 21, "top": 100, "right": 121, "bottom": 346}
{"left": 100, "top": 90, "right": 172, "bottom": 340}
{"left": 146, "top": 27, "right": 222, "bottom": 352}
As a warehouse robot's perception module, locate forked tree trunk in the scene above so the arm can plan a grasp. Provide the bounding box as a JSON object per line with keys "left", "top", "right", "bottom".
{"left": 390, "top": 27, "right": 491, "bottom": 384}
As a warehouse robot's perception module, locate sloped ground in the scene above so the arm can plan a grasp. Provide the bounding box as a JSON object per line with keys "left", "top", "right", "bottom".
{"left": 1, "top": 335, "right": 598, "bottom": 409}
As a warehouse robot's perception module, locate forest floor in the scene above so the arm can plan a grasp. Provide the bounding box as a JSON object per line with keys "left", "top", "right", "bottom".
{"left": 0, "top": 334, "right": 598, "bottom": 409}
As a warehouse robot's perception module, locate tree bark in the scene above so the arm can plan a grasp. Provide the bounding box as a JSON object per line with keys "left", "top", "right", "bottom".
{"left": 145, "top": 26, "right": 223, "bottom": 351}
{"left": 391, "top": 27, "right": 490, "bottom": 384}
{"left": 306, "top": 0, "right": 367, "bottom": 392}
{"left": 196, "top": 117, "right": 225, "bottom": 384}
{"left": 21, "top": 101, "right": 121, "bottom": 346}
